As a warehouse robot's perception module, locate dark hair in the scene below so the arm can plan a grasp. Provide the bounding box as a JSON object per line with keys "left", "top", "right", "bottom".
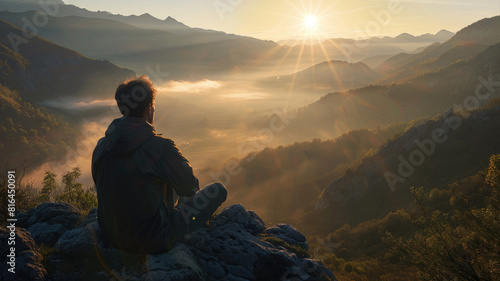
{"left": 115, "top": 76, "right": 156, "bottom": 117}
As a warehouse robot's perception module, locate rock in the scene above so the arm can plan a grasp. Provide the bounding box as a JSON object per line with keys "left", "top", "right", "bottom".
{"left": 52, "top": 222, "right": 148, "bottom": 281}
{"left": 16, "top": 208, "right": 35, "bottom": 229}
{"left": 27, "top": 223, "right": 68, "bottom": 246}
{"left": 15, "top": 203, "right": 336, "bottom": 281}
{"left": 0, "top": 227, "right": 47, "bottom": 281}
{"left": 27, "top": 203, "right": 83, "bottom": 228}
{"left": 79, "top": 208, "right": 98, "bottom": 226}
{"left": 211, "top": 204, "right": 266, "bottom": 234}
{"left": 19, "top": 203, "right": 84, "bottom": 246}
{"left": 147, "top": 244, "right": 204, "bottom": 280}
{"left": 263, "top": 223, "right": 309, "bottom": 251}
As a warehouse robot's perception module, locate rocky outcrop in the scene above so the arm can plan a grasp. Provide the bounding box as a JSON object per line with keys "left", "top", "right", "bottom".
{"left": 0, "top": 227, "right": 47, "bottom": 281}
{"left": 1, "top": 203, "right": 336, "bottom": 281}
{"left": 18, "top": 203, "right": 83, "bottom": 247}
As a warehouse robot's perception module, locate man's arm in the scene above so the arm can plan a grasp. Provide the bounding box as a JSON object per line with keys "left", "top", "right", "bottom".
{"left": 162, "top": 139, "right": 200, "bottom": 197}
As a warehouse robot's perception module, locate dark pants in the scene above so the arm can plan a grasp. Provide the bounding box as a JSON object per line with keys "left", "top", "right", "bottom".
{"left": 168, "top": 182, "right": 227, "bottom": 246}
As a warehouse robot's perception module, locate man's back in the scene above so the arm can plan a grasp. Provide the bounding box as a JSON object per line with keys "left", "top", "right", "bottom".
{"left": 92, "top": 117, "right": 199, "bottom": 254}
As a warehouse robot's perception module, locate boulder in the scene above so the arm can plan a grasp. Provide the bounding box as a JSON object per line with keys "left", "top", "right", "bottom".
{"left": 12, "top": 203, "right": 336, "bottom": 281}
{"left": 18, "top": 203, "right": 84, "bottom": 246}
{"left": 0, "top": 227, "right": 47, "bottom": 281}
{"left": 263, "top": 223, "right": 309, "bottom": 251}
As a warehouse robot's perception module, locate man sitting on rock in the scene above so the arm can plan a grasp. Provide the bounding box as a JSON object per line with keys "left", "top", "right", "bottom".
{"left": 92, "top": 76, "right": 227, "bottom": 255}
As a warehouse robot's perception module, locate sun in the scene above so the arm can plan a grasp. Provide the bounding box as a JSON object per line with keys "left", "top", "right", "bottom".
{"left": 303, "top": 15, "right": 319, "bottom": 32}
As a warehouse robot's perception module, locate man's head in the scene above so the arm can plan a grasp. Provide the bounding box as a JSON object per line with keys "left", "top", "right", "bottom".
{"left": 115, "top": 76, "right": 157, "bottom": 123}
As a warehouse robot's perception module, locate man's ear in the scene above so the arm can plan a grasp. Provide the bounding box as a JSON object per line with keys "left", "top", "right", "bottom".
{"left": 144, "top": 103, "right": 152, "bottom": 118}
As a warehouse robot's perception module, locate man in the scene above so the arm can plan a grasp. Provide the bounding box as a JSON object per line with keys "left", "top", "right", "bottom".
{"left": 92, "top": 76, "right": 227, "bottom": 255}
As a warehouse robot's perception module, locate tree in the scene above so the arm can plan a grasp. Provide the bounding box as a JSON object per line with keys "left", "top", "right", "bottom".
{"left": 39, "top": 171, "right": 57, "bottom": 202}
{"left": 56, "top": 167, "right": 97, "bottom": 212}
{"left": 389, "top": 154, "right": 500, "bottom": 281}
{"left": 62, "top": 167, "right": 82, "bottom": 193}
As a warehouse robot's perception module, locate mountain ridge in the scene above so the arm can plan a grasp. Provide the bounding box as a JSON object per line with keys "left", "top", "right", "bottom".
{"left": 277, "top": 30, "right": 454, "bottom": 46}
{"left": 376, "top": 15, "right": 500, "bottom": 83}
{"left": 312, "top": 100, "right": 500, "bottom": 232}
{"left": 0, "top": 18, "right": 135, "bottom": 103}
{"left": 0, "top": 0, "right": 191, "bottom": 32}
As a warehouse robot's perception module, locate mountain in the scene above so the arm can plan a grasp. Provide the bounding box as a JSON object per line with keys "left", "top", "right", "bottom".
{"left": 0, "top": 0, "right": 190, "bottom": 32}
{"left": 0, "top": 10, "right": 285, "bottom": 79}
{"left": 198, "top": 122, "right": 410, "bottom": 225}
{"left": 0, "top": 18, "right": 134, "bottom": 169}
{"left": 312, "top": 100, "right": 500, "bottom": 232}
{"left": 267, "top": 60, "right": 381, "bottom": 91}
{"left": 283, "top": 40, "right": 500, "bottom": 142}
{"left": 0, "top": 83, "right": 76, "bottom": 169}
{"left": 378, "top": 29, "right": 454, "bottom": 44}
{"left": 276, "top": 30, "right": 455, "bottom": 68}
{"left": 359, "top": 54, "right": 394, "bottom": 69}
{"left": 278, "top": 30, "right": 454, "bottom": 47}
{"left": 377, "top": 16, "right": 500, "bottom": 83}
{"left": 0, "top": 19, "right": 134, "bottom": 103}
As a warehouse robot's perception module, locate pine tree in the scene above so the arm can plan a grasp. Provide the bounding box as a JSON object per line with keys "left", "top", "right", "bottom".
{"left": 40, "top": 171, "right": 57, "bottom": 202}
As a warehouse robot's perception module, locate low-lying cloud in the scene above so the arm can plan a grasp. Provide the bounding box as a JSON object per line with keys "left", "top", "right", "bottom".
{"left": 41, "top": 99, "right": 116, "bottom": 110}
{"left": 159, "top": 79, "right": 222, "bottom": 93}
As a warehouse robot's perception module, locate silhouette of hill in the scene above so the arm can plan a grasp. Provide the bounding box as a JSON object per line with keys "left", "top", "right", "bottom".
{"left": 284, "top": 41, "right": 500, "bottom": 141}
{"left": 0, "top": 10, "right": 285, "bottom": 79}
{"left": 0, "top": 19, "right": 134, "bottom": 103}
{"left": 278, "top": 30, "right": 454, "bottom": 47}
{"left": 0, "top": 19, "right": 134, "bottom": 169}
{"left": 312, "top": 100, "right": 500, "bottom": 232}
{"left": 277, "top": 30, "right": 455, "bottom": 68}
{"left": 275, "top": 60, "right": 381, "bottom": 90}
{"left": 377, "top": 16, "right": 500, "bottom": 83}
{"left": 0, "top": 0, "right": 191, "bottom": 32}
{"left": 0, "top": 4, "right": 455, "bottom": 80}
{"left": 199, "top": 122, "right": 410, "bottom": 224}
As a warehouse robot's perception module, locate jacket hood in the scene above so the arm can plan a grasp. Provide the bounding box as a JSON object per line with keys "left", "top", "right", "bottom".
{"left": 105, "top": 117, "right": 156, "bottom": 155}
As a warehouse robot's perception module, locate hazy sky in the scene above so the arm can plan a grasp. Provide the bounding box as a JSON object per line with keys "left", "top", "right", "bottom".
{"left": 63, "top": 0, "right": 500, "bottom": 40}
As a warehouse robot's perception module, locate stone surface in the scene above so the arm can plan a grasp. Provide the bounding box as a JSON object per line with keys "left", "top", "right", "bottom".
{"left": 17, "top": 202, "right": 84, "bottom": 247}
{"left": 5, "top": 203, "right": 336, "bottom": 281}
{"left": 0, "top": 227, "right": 47, "bottom": 281}
{"left": 263, "top": 223, "right": 309, "bottom": 251}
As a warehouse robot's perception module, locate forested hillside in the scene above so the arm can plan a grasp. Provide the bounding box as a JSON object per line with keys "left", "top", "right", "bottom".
{"left": 0, "top": 84, "right": 75, "bottom": 168}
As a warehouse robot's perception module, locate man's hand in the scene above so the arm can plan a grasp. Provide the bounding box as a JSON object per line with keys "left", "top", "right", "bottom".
{"left": 177, "top": 196, "right": 191, "bottom": 204}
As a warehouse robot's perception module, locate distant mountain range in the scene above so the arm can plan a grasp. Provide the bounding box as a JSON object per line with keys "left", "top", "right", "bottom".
{"left": 0, "top": 1, "right": 455, "bottom": 80}
{"left": 0, "top": 0, "right": 191, "bottom": 32}
{"left": 0, "top": 4, "right": 287, "bottom": 79}
{"left": 278, "top": 30, "right": 454, "bottom": 47}
{"left": 376, "top": 15, "right": 500, "bottom": 84}
{"left": 0, "top": 19, "right": 134, "bottom": 103}
{"left": 282, "top": 16, "right": 500, "bottom": 143}
{"left": 0, "top": 18, "right": 134, "bottom": 168}
{"left": 265, "top": 60, "right": 382, "bottom": 91}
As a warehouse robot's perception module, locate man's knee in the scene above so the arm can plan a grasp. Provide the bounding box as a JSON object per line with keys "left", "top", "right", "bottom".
{"left": 204, "top": 182, "right": 227, "bottom": 203}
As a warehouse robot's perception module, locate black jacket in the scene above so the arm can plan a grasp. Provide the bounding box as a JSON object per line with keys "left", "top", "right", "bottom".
{"left": 92, "top": 117, "right": 199, "bottom": 254}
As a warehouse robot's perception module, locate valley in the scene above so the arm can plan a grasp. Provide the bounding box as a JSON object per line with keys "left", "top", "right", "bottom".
{"left": 1, "top": 1, "right": 499, "bottom": 279}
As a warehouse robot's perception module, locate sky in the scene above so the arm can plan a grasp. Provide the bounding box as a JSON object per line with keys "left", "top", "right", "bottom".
{"left": 63, "top": 0, "right": 500, "bottom": 40}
